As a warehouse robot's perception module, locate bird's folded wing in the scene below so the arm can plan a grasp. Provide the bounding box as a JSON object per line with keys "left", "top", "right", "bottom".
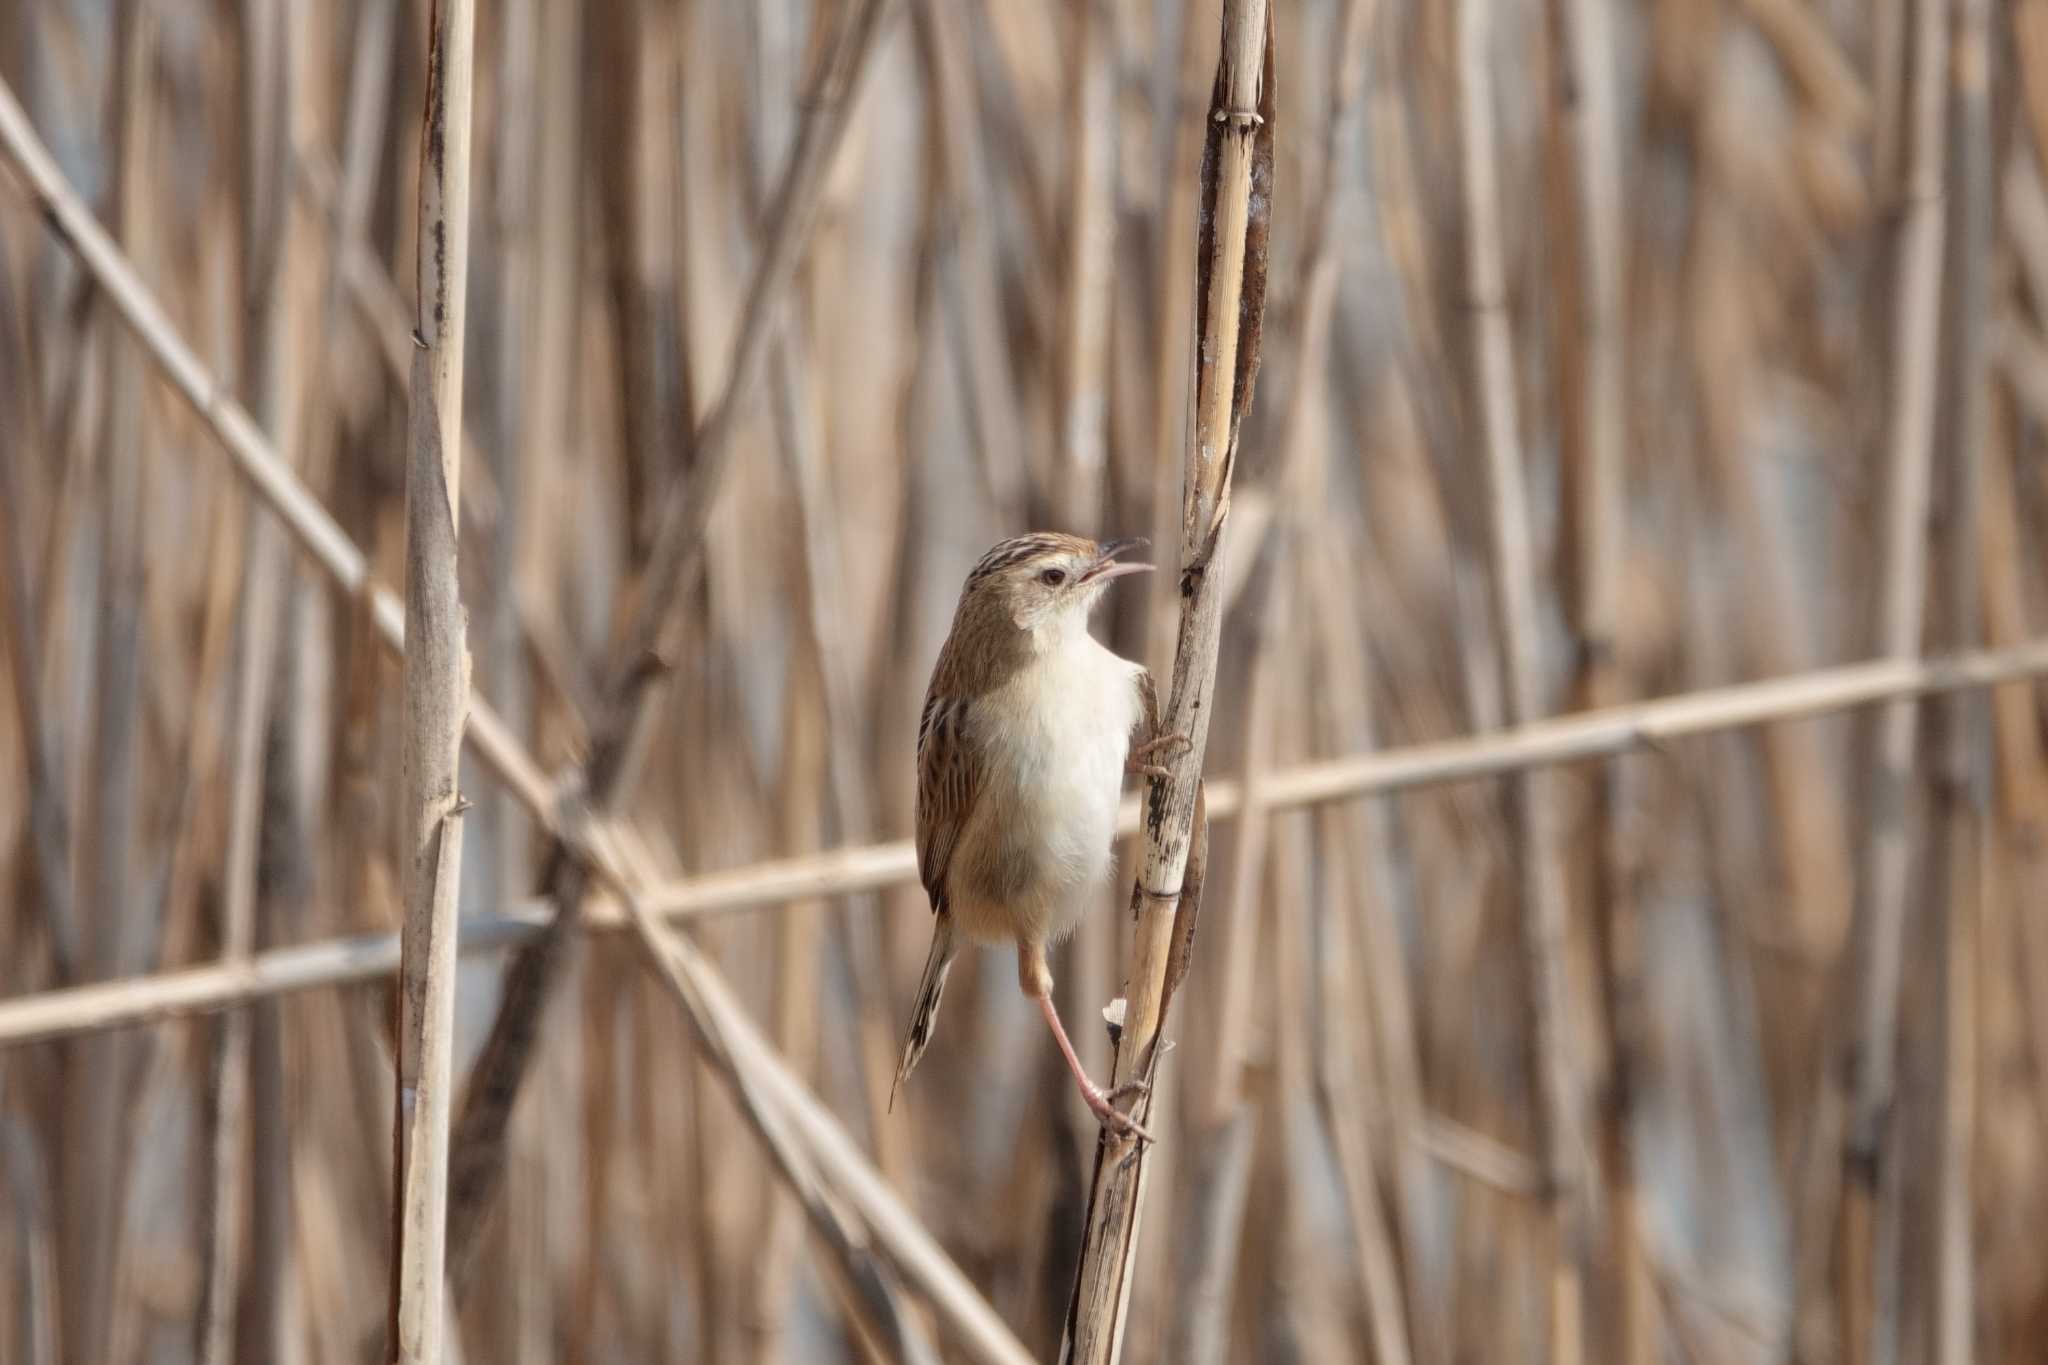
{"left": 915, "top": 692, "right": 981, "bottom": 912}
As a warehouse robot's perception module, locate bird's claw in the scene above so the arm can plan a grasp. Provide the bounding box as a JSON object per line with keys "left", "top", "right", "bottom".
{"left": 1103, "top": 1077, "right": 1151, "bottom": 1104}
{"left": 1084, "top": 1086, "right": 1155, "bottom": 1145}
{"left": 1130, "top": 731, "right": 1193, "bottom": 764}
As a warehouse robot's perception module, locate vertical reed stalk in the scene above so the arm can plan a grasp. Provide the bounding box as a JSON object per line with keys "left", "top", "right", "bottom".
{"left": 1454, "top": 0, "right": 1589, "bottom": 1357}
{"left": 1056, "top": 0, "right": 1116, "bottom": 534}
{"left": 910, "top": 0, "right": 1028, "bottom": 515}
{"left": 1145, "top": 0, "right": 1216, "bottom": 676}
{"left": 1933, "top": 1, "right": 1991, "bottom": 1359}
{"left": 1059, "top": 0, "right": 1120, "bottom": 1104}
{"left": 0, "top": 186, "right": 73, "bottom": 984}
{"left": 60, "top": 12, "right": 154, "bottom": 1360}
{"left": 1546, "top": 0, "right": 1651, "bottom": 1354}
{"left": 1837, "top": 0, "right": 1950, "bottom": 1356}
{"left": 1062, "top": 5, "right": 1272, "bottom": 1361}
{"left": 442, "top": 4, "right": 893, "bottom": 1280}
{"left": 199, "top": 4, "right": 301, "bottom": 1358}
{"left": 389, "top": 1, "right": 476, "bottom": 1361}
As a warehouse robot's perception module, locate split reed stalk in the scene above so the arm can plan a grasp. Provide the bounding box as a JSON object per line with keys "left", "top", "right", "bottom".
{"left": 388, "top": 2, "right": 476, "bottom": 1361}
{"left": 1061, "top": 4, "right": 1272, "bottom": 1361}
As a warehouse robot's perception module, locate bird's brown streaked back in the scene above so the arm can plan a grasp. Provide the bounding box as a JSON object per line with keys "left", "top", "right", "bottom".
{"left": 914, "top": 692, "right": 980, "bottom": 915}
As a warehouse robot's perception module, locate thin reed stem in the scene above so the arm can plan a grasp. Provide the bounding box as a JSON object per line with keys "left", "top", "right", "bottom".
{"left": 388, "top": 1, "right": 476, "bottom": 1360}
{"left": 1062, "top": 4, "right": 1273, "bottom": 1360}
{"left": 1454, "top": 0, "right": 1590, "bottom": 1352}
{"left": 1833, "top": 0, "right": 1951, "bottom": 1355}
{"left": 440, "top": 1, "right": 897, "bottom": 1281}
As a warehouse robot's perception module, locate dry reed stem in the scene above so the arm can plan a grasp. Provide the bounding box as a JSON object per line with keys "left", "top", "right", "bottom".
{"left": 1683, "top": 63, "right": 1858, "bottom": 979}
{"left": 479, "top": 0, "right": 541, "bottom": 937}
{"left": 1061, "top": 4, "right": 1272, "bottom": 1361}
{"left": 1250, "top": 17, "right": 1414, "bottom": 1354}
{"left": 721, "top": 994, "right": 1036, "bottom": 1364}
{"left": 1204, "top": 0, "right": 1366, "bottom": 1124}
{"left": 1311, "top": 822, "right": 1415, "bottom": 1365}
{"left": 0, "top": 72, "right": 569, "bottom": 858}
{"left": 1180, "top": 3, "right": 1377, "bottom": 1350}
{"left": 440, "top": 0, "right": 896, "bottom": 1281}
{"left": 1934, "top": 3, "right": 1993, "bottom": 1360}
{"left": 752, "top": 7, "right": 904, "bottom": 1210}
{"left": 1144, "top": 1, "right": 1217, "bottom": 680}
{"left": 59, "top": 13, "right": 154, "bottom": 1358}
{"left": 0, "top": 190, "right": 74, "bottom": 983}
{"left": 1207, "top": 556, "right": 1282, "bottom": 1118}
{"left": 615, "top": 898, "right": 948, "bottom": 1365}
{"left": 908, "top": 0, "right": 1028, "bottom": 514}
{"left": 1306, "top": 523, "right": 1444, "bottom": 1364}
{"left": 591, "top": 0, "right": 693, "bottom": 566}
{"left": 6, "top": 636, "right": 2048, "bottom": 1049}
{"left": 1162, "top": 1110, "right": 1257, "bottom": 1365}
{"left": 3, "top": 6, "right": 2037, "bottom": 1356}
{"left": 389, "top": 2, "right": 476, "bottom": 1361}
{"left": 1455, "top": 0, "right": 1590, "bottom": 1354}
{"left": 1054, "top": 0, "right": 1115, "bottom": 533}
{"left": 747, "top": 6, "right": 860, "bottom": 1331}
{"left": 1546, "top": 0, "right": 1653, "bottom": 1352}
{"left": 1058, "top": 0, "right": 1120, "bottom": 1098}
{"left": 1833, "top": 0, "right": 1951, "bottom": 1355}
{"left": 198, "top": 6, "right": 302, "bottom": 1358}
{"left": 289, "top": 147, "right": 501, "bottom": 557}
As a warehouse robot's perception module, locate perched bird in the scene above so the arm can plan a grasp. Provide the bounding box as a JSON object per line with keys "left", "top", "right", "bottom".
{"left": 890, "top": 532, "right": 1186, "bottom": 1140}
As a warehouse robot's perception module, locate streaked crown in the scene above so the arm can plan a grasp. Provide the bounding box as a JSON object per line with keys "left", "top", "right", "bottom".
{"left": 961, "top": 532, "right": 1098, "bottom": 592}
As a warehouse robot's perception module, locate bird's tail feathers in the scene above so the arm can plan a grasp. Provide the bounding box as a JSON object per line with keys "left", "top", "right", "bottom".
{"left": 890, "top": 913, "right": 958, "bottom": 1112}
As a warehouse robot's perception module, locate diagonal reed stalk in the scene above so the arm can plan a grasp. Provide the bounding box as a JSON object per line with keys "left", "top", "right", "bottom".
{"left": 0, "top": 72, "right": 574, "bottom": 858}
{"left": 616, "top": 884, "right": 1040, "bottom": 1364}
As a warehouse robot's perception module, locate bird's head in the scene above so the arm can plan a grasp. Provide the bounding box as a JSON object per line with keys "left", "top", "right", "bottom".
{"left": 960, "top": 532, "right": 1153, "bottom": 639}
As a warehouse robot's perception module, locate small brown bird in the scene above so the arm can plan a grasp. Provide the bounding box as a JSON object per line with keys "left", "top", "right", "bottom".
{"left": 890, "top": 532, "right": 1186, "bottom": 1140}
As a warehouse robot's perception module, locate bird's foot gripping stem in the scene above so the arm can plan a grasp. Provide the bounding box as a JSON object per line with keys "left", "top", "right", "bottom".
{"left": 1126, "top": 731, "right": 1193, "bottom": 781}
{"left": 1037, "top": 991, "right": 1155, "bottom": 1144}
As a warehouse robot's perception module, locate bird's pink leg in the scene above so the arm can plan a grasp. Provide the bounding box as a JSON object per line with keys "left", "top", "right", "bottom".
{"left": 1036, "top": 992, "right": 1153, "bottom": 1143}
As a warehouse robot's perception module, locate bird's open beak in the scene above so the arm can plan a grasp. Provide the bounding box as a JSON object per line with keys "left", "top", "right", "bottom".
{"left": 1081, "top": 537, "right": 1153, "bottom": 584}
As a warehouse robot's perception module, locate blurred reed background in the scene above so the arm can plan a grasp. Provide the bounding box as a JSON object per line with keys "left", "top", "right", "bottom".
{"left": 0, "top": 0, "right": 2045, "bottom": 1361}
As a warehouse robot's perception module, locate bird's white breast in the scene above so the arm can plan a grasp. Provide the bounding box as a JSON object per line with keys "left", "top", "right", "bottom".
{"left": 972, "top": 632, "right": 1142, "bottom": 939}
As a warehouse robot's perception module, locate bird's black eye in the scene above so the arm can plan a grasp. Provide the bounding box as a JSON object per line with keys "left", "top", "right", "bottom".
{"left": 1040, "top": 567, "right": 1067, "bottom": 586}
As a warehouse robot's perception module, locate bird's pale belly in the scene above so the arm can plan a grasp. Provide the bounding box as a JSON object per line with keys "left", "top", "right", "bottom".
{"left": 948, "top": 715, "right": 1130, "bottom": 947}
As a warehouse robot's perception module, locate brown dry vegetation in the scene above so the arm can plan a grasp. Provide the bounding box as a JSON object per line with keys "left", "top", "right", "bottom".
{"left": 0, "top": 0, "right": 2045, "bottom": 1362}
